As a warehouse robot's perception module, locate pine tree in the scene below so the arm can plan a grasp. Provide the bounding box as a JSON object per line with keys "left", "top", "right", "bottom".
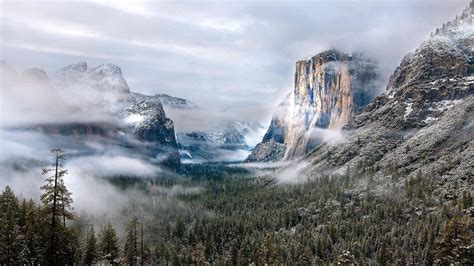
{"left": 434, "top": 217, "right": 474, "bottom": 264}
{"left": 299, "top": 244, "right": 313, "bottom": 265}
{"left": 19, "top": 199, "right": 42, "bottom": 264}
{"left": 190, "top": 241, "right": 206, "bottom": 265}
{"left": 99, "top": 222, "right": 120, "bottom": 264}
{"left": 83, "top": 226, "right": 98, "bottom": 265}
{"left": 0, "top": 186, "right": 25, "bottom": 264}
{"left": 40, "top": 149, "right": 74, "bottom": 264}
{"left": 123, "top": 217, "right": 139, "bottom": 265}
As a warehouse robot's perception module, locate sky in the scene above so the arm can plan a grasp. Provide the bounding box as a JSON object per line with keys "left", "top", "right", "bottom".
{"left": 0, "top": 0, "right": 468, "bottom": 125}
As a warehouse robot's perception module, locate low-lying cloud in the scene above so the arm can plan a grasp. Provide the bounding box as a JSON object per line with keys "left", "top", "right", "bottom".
{"left": 2, "top": 0, "right": 466, "bottom": 126}
{"left": 68, "top": 155, "right": 161, "bottom": 178}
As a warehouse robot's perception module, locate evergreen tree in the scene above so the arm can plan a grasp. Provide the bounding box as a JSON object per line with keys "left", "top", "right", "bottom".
{"left": 99, "top": 222, "right": 120, "bottom": 264}
{"left": 40, "top": 149, "right": 74, "bottom": 262}
{"left": 0, "top": 186, "right": 24, "bottom": 264}
{"left": 19, "top": 199, "right": 42, "bottom": 264}
{"left": 83, "top": 226, "right": 98, "bottom": 265}
{"left": 434, "top": 217, "right": 474, "bottom": 264}
{"left": 123, "top": 217, "right": 139, "bottom": 265}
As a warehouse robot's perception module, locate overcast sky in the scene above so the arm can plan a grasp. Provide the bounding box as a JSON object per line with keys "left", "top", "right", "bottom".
{"left": 0, "top": 0, "right": 468, "bottom": 125}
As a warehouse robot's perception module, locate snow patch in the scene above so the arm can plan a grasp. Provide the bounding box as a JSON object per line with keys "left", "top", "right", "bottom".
{"left": 124, "top": 114, "right": 145, "bottom": 124}
{"left": 404, "top": 102, "right": 413, "bottom": 120}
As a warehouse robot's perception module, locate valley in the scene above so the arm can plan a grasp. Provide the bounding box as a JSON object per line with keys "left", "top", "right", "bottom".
{"left": 0, "top": 0, "right": 473, "bottom": 264}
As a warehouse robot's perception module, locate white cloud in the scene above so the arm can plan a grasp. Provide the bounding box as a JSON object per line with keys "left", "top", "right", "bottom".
{"left": 68, "top": 155, "right": 161, "bottom": 178}
{"left": 92, "top": 0, "right": 155, "bottom": 17}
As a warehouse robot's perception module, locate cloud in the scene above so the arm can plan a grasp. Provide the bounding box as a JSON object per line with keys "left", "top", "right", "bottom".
{"left": 68, "top": 155, "right": 161, "bottom": 178}
{"left": 235, "top": 159, "right": 311, "bottom": 184}
{"left": 274, "top": 160, "right": 310, "bottom": 184}
{"left": 92, "top": 0, "right": 155, "bottom": 17}
{"left": 0, "top": 126, "right": 204, "bottom": 237}
{"left": 306, "top": 128, "right": 347, "bottom": 145}
{"left": 1, "top": 0, "right": 467, "bottom": 127}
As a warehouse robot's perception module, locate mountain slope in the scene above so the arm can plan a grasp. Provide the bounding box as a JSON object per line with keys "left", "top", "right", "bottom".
{"left": 304, "top": 3, "right": 473, "bottom": 193}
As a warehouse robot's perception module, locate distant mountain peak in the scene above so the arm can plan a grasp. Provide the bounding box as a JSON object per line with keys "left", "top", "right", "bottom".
{"left": 89, "top": 63, "right": 123, "bottom": 76}
{"left": 52, "top": 61, "right": 132, "bottom": 113}
{"left": 60, "top": 61, "right": 88, "bottom": 73}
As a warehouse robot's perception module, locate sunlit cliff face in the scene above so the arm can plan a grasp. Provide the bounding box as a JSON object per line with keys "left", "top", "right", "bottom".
{"left": 245, "top": 49, "right": 381, "bottom": 163}
{"left": 281, "top": 50, "right": 379, "bottom": 159}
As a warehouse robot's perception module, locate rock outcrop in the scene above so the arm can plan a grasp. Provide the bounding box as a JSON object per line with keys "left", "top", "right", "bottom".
{"left": 304, "top": 2, "right": 473, "bottom": 193}
{"left": 247, "top": 50, "right": 380, "bottom": 162}
{"left": 132, "top": 92, "right": 197, "bottom": 110}
{"left": 121, "top": 99, "right": 180, "bottom": 167}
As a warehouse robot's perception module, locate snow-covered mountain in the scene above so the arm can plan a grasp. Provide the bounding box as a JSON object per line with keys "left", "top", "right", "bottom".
{"left": 120, "top": 98, "right": 180, "bottom": 167}
{"left": 132, "top": 92, "right": 197, "bottom": 110}
{"left": 177, "top": 121, "right": 266, "bottom": 163}
{"left": 2, "top": 61, "right": 181, "bottom": 168}
{"left": 52, "top": 62, "right": 133, "bottom": 113}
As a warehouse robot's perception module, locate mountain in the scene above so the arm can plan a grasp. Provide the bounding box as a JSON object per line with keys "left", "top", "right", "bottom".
{"left": 304, "top": 3, "right": 473, "bottom": 188}
{"left": 52, "top": 62, "right": 133, "bottom": 113}
{"left": 132, "top": 92, "right": 197, "bottom": 110}
{"left": 177, "top": 121, "right": 265, "bottom": 163}
{"left": 247, "top": 50, "right": 380, "bottom": 162}
{"left": 120, "top": 98, "right": 180, "bottom": 167}
{"left": 1, "top": 62, "right": 181, "bottom": 168}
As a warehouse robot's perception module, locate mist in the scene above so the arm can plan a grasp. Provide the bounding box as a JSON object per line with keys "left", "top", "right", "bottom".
{"left": 1, "top": 0, "right": 467, "bottom": 127}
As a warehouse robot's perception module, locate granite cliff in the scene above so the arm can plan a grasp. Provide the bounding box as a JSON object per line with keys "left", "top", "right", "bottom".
{"left": 247, "top": 50, "right": 380, "bottom": 162}
{"left": 302, "top": 2, "right": 473, "bottom": 194}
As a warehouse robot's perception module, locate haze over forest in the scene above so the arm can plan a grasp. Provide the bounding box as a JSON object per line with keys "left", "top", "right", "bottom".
{"left": 0, "top": 0, "right": 472, "bottom": 264}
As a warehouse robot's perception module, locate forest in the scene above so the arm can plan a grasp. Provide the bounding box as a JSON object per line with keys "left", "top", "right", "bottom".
{"left": 0, "top": 152, "right": 472, "bottom": 265}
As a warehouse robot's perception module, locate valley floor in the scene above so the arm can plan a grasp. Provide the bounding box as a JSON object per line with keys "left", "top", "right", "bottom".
{"left": 103, "top": 163, "right": 473, "bottom": 264}
{"left": 1, "top": 163, "right": 472, "bottom": 264}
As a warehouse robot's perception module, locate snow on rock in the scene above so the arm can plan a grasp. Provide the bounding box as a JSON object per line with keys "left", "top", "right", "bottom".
{"left": 52, "top": 62, "right": 132, "bottom": 113}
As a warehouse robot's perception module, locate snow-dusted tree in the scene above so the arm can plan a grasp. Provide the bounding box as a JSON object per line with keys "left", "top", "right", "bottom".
{"left": 18, "top": 199, "right": 43, "bottom": 264}
{"left": 123, "top": 217, "right": 139, "bottom": 265}
{"left": 99, "top": 222, "right": 120, "bottom": 264}
{"left": 0, "top": 186, "right": 25, "bottom": 264}
{"left": 83, "top": 226, "right": 98, "bottom": 265}
{"left": 40, "top": 148, "right": 74, "bottom": 263}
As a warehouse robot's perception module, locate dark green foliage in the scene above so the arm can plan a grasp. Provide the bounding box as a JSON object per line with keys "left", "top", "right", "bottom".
{"left": 99, "top": 222, "right": 120, "bottom": 264}
{"left": 128, "top": 164, "right": 472, "bottom": 264}
{"left": 1, "top": 162, "right": 472, "bottom": 264}
{"left": 0, "top": 186, "right": 24, "bottom": 264}
{"left": 123, "top": 217, "right": 139, "bottom": 265}
{"left": 83, "top": 226, "right": 98, "bottom": 265}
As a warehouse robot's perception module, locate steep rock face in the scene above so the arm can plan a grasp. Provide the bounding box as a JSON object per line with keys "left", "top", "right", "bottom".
{"left": 247, "top": 50, "right": 379, "bottom": 162}
{"left": 246, "top": 93, "right": 291, "bottom": 162}
{"left": 304, "top": 3, "right": 473, "bottom": 195}
{"left": 245, "top": 139, "right": 287, "bottom": 162}
{"left": 121, "top": 99, "right": 180, "bottom": 167}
